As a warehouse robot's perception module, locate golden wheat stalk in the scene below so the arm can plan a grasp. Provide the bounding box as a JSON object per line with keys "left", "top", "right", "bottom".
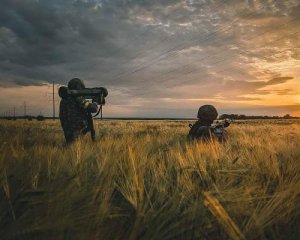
{"left": 203, "top": 191, "right": 246, "bottom": 240}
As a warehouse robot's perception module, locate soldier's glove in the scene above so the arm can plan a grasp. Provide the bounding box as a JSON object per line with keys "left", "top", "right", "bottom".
{"left": 92, "top": 96, "right": 105, "bottom": 105}
{"left": 88, "top": 102, "right": 99, "bottom": 113}
{"left": 224, "top": 119, "right": 231, "bottom": 128}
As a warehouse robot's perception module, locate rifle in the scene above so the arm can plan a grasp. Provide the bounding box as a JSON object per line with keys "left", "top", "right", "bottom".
{"left": 210, "top": 119, "right": 232, "bottom": 135}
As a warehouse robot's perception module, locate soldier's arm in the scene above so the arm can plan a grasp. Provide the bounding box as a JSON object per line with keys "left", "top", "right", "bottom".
{"left": 195, "top": 126, "right": 212, "bottom": 139}
{"left": 224, "top": 120, "right": 231, "bottom": 128}
{"left": 188, "top": 121, "right": 210, "bottom": 140}
{"left": 188, "top": 124, "right": 198, "bottom": 139}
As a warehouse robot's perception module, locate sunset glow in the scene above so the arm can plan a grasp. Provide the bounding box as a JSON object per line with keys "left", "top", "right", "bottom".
{"left": 0, "top": 0, "right": 299, "bottom": 117}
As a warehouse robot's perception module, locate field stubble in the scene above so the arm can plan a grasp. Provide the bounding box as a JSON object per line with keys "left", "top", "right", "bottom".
{"left": 0, "top": 119, "right": 300, "bottom": 240}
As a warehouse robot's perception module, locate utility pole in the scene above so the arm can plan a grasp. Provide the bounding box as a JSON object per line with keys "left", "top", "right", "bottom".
{"left": 45, "top": 82, "right": 59, "bottom": 120}
{"left": 24, "top": 101, "right": 27, "bottom": 117}
{"left": 53, "top": 81, "right": 55, "bottom": 120}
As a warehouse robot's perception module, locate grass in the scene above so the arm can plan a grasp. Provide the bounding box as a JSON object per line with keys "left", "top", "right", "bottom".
{"left": 0, "top": 119, "right": 300, "bottom": 240}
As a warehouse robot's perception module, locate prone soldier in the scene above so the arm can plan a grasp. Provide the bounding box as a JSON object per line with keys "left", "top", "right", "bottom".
{"left": 188, "top": 105, "right": 231, "bottom": 142}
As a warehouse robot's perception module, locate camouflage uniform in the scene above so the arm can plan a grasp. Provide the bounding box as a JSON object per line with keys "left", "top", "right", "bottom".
{"left": 188, "top": 105, "right": 228, "bottom": 142}
{"left": 188, "top": 120, "right": 214, "bottom": 141}
{"left": 59, "top": 78, "right": 98, "bottom": 144}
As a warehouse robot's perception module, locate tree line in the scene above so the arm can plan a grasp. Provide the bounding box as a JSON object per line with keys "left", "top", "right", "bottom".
{"left": 219, "top": 114, "right": 299, "bottom": 120}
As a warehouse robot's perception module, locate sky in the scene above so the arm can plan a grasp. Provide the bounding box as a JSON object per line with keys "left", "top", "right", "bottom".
{"left": 0, "top": 0, "right": 299, "bottom": 118}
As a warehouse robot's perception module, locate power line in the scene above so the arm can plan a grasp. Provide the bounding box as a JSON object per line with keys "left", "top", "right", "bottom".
{"left": 122, "top": 1, "right": 298, "bottom": 88}
{"left": 106, "top": 0, "right": 280, "bottom": 82}
{"left": 166, "top": 43, "right": 300, "bottom": 88}
{"left": 127, "top": 39, "right": 300, "bottom": 100}
{"left": 45, "top": 82, "right": 61, "bottom": 118}
{"left": 23, "top": 101, "right": 27, "bottom": 117}
{"left": 153, "top": 25, "right": 299, "bottom": 81}
{"left": 156, "top": 30, "right": 300, "bottom": 84}
{"left": 131, "top": 13, "right": 300, "bottom": 90}
{"left": 103, "top": 1, "right": 227, "bottom": 80}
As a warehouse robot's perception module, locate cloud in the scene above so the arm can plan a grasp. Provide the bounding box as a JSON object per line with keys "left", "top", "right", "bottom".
{"left": 257, "top": 89, "right": 299, "bottom": 96}
{"left": 268, "top": 77, "right": 294, "bottom": 85}
{"left": 0, "top": 0, "right": 299, "bottom": 116}
{"left": 218, "top": 76, "right": 294, "bottom": 97}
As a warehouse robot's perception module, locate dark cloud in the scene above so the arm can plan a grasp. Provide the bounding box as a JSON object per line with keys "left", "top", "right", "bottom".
{"left": 0, "top": 0, "right": 299, "bottom": 116}
{"left": 221, "top": 76, "right": 294, "bottom": 97}
{"left": 0, "top": 0, "right": 130, "bottom": 86}
{"left": 268, "top": 77, "right": 294, "bottom": 85}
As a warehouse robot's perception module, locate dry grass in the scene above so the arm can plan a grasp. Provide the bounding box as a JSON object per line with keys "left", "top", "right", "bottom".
{"left": 0, "top": 119, "right": 300, "bottom": 240}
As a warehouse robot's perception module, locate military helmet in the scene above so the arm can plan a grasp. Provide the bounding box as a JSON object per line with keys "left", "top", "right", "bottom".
{"left": 197, "top": 105, "right": 218, "bottom": 122}
{"left": 68, "top": 78, "right": 85, "bottom": 90}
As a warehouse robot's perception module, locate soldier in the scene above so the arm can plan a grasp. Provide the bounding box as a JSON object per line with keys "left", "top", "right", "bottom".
{"left": 188, "top": 105, "right": 229, "bottom": 142}
{"left": 59, "top": 78, "right": 98, "bottom": 144}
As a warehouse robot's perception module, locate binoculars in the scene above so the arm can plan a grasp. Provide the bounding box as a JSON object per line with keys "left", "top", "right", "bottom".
{"left": 58, "top": 86, "right": 108, "bottom": 105}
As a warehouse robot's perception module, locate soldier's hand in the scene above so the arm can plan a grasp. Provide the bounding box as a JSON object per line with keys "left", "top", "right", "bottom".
{"left": 224, "top": 119, "right": 231, "bottom": 128}
{"left": 88, "top": 102, "right": 99, "bottom": 113}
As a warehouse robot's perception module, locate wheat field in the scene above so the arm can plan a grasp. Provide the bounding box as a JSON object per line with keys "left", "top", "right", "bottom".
{"left": 0, "top": 119, "right": 299, "bottom": 240}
